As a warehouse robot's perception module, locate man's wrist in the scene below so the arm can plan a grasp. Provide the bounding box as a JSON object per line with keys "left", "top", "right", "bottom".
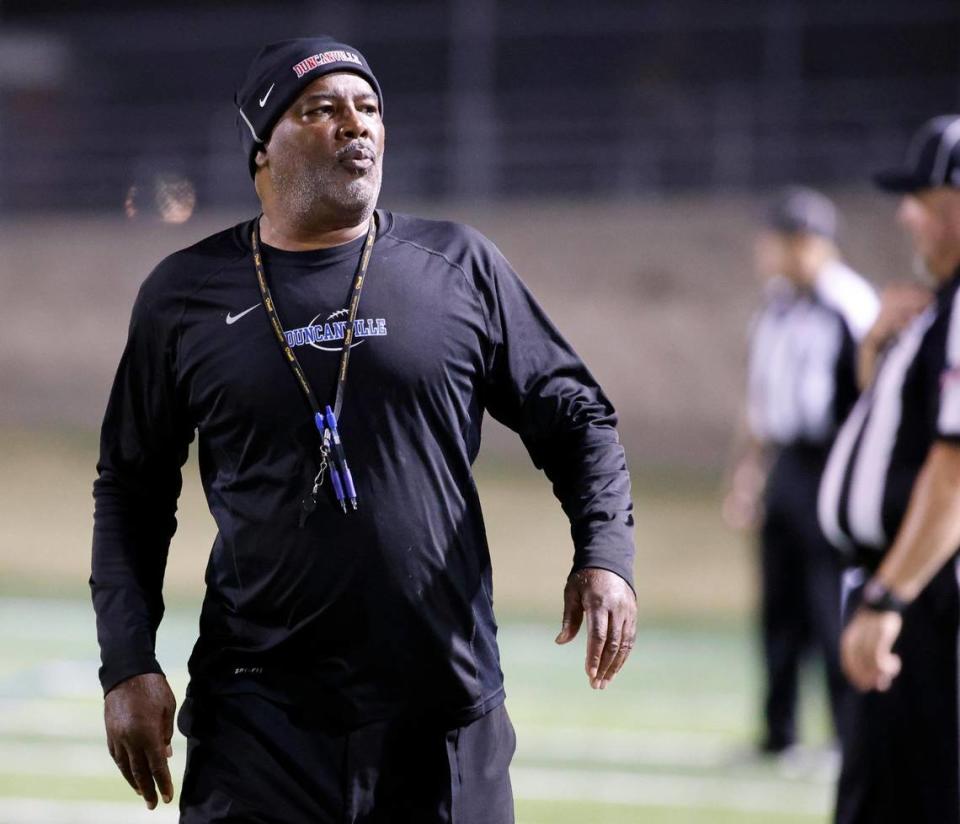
{"left": 569, "top": 563, "right": 636, "bottom": 595}
{"left": 861, "top": 578, "right": 910, "bottom": 614}
{"left": 101, "top": 659, "right": 164, "bottom": 697}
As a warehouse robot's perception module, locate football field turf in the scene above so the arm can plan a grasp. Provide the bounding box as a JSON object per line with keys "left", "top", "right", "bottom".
{"left": 0, "top": 428, "right": 835, "bottom": 822}
{"left": 0, "top": 597, "right": 833, "bottom": 824}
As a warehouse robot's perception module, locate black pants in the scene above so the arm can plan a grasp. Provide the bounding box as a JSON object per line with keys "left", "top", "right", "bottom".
{"left": 836, "top": 560, "right": 960, "bottom": 824}
{"left": 760, "top": 445, "right": 848, "bottom": 751}
{"left": 177, "top": 692, "right": 516, "bottom": 824}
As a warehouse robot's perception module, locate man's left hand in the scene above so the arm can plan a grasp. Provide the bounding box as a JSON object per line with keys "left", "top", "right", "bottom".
{"left": 841, "top": 608, "right": 903, "bottom": 692}
{"left": 555, "top": 567, "right": 637, "bottom": 689}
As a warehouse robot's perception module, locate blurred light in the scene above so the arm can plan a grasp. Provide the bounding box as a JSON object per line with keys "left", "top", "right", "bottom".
{"left": 123, "top": 185, "right": 139, "bottom": 219}
{"left": 155, "top": 174, "right": 196, "bottom": 224}
{"left": 123, "top": 173, "right": 197, "bottom": 223}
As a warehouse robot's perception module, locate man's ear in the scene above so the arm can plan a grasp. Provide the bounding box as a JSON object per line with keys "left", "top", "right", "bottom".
{"left": 255, "top": 146, "right": 268, "bottom": 169}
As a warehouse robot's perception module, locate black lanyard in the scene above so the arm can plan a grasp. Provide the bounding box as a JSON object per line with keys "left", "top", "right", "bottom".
{"left": 250, "top": 213, "right": 377, "bottom": 519}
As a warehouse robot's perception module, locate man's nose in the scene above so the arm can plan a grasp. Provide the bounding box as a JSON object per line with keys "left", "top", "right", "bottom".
{"left": 896, "top": 196, "right": 919, "bottom": 229}
{"left": 337, "top": 107, "right": 369, "bottom": 140}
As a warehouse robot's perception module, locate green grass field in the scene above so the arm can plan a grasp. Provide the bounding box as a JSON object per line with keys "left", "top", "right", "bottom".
{"left": 0, "top": 598, "right": 834, "bottom": 823}
{"left": 0, "top": 428, "right": 837, "bottom": 823}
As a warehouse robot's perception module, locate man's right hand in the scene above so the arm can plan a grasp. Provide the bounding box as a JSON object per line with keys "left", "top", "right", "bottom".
{"left": 868, "top": 283, "right": 932, "bottom": 348}
{"left": 722, "top": 453, "right": 766, "bottom": 532}
{"left": 104, "top": 672, "right": 176, "bottom": 809}
{"left": 841, "top": 607, "right": 903, "bottom": 693}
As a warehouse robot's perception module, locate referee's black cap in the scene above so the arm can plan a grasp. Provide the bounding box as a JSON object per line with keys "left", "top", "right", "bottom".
{"left": 765, "top": 186, "right": 838, "bottom": 240}
{"left": 874, "top": 115, "right": 960, "bottom": 194}
{"left": 234, "top": 37, "right": 383, "bottom": 178}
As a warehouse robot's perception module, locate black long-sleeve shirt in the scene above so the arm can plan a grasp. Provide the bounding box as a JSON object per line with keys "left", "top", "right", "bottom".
{"left": 91, "top": 209, "right": 635, "bottom": 727}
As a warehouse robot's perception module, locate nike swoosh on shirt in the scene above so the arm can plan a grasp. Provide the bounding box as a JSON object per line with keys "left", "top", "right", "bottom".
{"left": 259, "top": 84, "right": 275, "bottom": 107}
{"left": 225, "top": 304, "right": 261, "bottom": 325}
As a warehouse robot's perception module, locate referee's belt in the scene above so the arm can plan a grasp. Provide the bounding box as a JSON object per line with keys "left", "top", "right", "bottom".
{"left": 842, "top": 545, "right": 885, "bottom": 573}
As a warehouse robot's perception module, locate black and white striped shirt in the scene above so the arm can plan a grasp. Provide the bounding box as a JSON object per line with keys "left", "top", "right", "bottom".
{"left": 818, "top": 270, "right": 960, "bottom": 563}
{"left": 747, "top": 260, "right": 879, "bottom": 448}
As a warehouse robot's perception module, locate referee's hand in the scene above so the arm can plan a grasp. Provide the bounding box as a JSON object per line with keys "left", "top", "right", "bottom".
{"left": 104, "top": 673, "right": 176, "bottom": 809}
{"left": 841, "top": 608, "right": 903, "bottom": 693}
{"left": 555, "top": 567, "right": 637, "bottom": 689}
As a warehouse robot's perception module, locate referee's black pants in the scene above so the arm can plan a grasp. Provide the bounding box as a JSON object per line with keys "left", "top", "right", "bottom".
{"left": 836, "top": 559, "right": 960, "bottom": 824}
{"left": 760, "top": 445, "right": 849, "bottom": 751}
{"left": 177, "top": 692, "right": 516, "bottom": 824}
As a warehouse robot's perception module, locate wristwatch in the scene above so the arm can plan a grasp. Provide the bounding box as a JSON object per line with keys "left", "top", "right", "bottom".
{"left": 861, "top": 579, "right": 909, "bottom": 614}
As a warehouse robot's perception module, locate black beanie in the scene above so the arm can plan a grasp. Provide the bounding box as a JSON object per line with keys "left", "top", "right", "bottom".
{"left": 234, "top": 37, "right": 383, "bottom": 178}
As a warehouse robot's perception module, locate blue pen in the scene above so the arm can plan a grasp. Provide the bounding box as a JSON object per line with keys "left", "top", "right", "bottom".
{"left": 325, "top": 405, "right": 359, "bottom": 511}
{"left": 328, "top": 463, "right": 347, "bottom": 513}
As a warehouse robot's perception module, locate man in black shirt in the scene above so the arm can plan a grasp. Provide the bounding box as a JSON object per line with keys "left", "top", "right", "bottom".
{"left": 818, "top": 114, "right": 960, "bottom": 823}
{"left": 91, "top": 37, "right": 636, "bottom": 823}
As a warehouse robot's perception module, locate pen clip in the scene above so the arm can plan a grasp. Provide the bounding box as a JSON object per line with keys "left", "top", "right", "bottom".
{"left": 324, "top": 406, "right": 340, "bottom": 439}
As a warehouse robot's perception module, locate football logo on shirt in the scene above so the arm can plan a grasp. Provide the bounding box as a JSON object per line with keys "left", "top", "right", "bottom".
{"left": 288, "top": 308, "right": 388, "bottom": 352}
{"left": 224, "top": 304, "right": 388, "bottom": 350}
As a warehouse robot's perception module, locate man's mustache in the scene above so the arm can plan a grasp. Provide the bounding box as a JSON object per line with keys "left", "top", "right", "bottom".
{"left": 336, "top": 141, "right": 377, "bottom": 162}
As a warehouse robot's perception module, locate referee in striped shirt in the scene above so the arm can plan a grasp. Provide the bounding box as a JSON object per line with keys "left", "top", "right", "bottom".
{"left": 726, "top": 187, "right": 878, "bottom": 757}
{"left": 818, "top": 114, "right": 960, "bottom": 824}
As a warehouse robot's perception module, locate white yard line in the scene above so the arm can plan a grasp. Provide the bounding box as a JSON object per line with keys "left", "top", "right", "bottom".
{"left": 0, "top": 721, "right": 749, "bottom": 775}
{"left": 0, "top": 718, "right": 834, "bottom": 784}
{"left": 0, "top": 798, "right": 179, "bottom": 824}
{"left": 0, "top": 742, "right": 139, "bottom": 777}
{"left": 518, "top": 726, "right": 837, "bottom": 782}
{"left": 512, "top": 766, "right": 830, "bottom": 816}
{"left": 0, "top": 766, "right": 830, "bottom": 824}
{"left": 0, "top": 759, "right": 829, "bottom": 821}
{"left": 0, "top": 700, "right": 103, "bottom": 739}
{"left": 518, "top": 725, "right": 741, "bottom": 770}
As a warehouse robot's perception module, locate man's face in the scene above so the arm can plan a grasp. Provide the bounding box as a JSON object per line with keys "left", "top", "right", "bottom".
{"left": 897, "top": 189, "right": 960, "bottom": 281}
{"left": 257, "top": 72, "right": 385, "bottom": 222}
{"left": 753, "top": 231, "right": 785, "bottom": 282}
{"left": 753, "top": 230, "right": 823, "bottom": 287}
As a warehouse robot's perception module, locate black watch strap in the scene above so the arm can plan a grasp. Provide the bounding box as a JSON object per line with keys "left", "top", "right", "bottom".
{"left": 861, "top": 579, "right": 909, "bottom": 614}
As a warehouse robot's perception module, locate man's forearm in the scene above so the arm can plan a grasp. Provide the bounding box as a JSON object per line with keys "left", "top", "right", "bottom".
{"left": 544, "top": 432, "right": 635, "bottom": 589}
{"left": 92, "top": 473, "right": 175, "bottom": 694}
{"left": 92, "top": 588, "right": 166, "bottom": 695}
{"left": 857, "top": 332, "right": 885, "bottom": 391}
{"left": 874, "top": 442, "right": 960, "bottom": 602}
